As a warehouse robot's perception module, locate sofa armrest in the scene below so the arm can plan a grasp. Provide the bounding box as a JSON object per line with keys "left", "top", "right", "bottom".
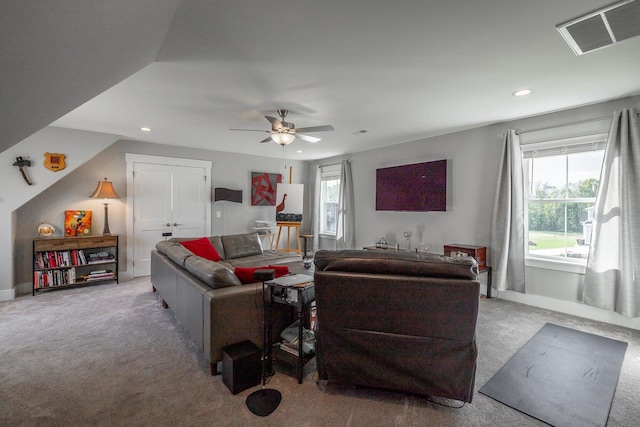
{"left": 203, "top": 283, "right": 294, "bottom": 365}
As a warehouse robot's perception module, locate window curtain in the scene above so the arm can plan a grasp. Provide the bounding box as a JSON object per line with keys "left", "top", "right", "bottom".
{"left": 336, "top": 160, "right": 355, "bottom": 249}
{"left": 311, "top": 165, "right": 321, "bottom": 252}
{"left": 490, "top": 129, "right": 526, "bottom": 292}
{"left": 583, "top": 108, "right": 640, "bottom": 317}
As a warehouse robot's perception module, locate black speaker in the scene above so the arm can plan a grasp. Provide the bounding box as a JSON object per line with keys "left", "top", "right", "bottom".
{"left": 222, "top": 341, "right": 261, "bottom": 394}
{"left": 253, "top": 269, "right": 275, "bottom": 281}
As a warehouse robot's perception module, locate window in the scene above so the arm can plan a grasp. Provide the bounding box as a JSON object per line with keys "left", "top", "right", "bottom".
{"left": 320, "top": 164, "right": 341, "bottom": 235}
{"left": 522, "top": 136, "right": 605, "bottom": 263}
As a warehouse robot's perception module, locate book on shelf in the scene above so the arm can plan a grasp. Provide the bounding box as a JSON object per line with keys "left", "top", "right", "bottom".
{"left": 279, "top": 341, "right": 301, "bottom": 356}
{"left": 34, "top": 249, "right": 89, "bottom": 268}
{"left": 87, "top": 251, "right": 115, "bottom": 263}
{"left": 278, "top": 320, "right": 316, "bottom": 356}
{"left": 33, "top": 267, "right": 76, "bottom": 288}
{"left": 81, "top": 270, "right": 115, "bottom": 281}
{"left": 78, "top": 249, "right": 87, "bottom": 265}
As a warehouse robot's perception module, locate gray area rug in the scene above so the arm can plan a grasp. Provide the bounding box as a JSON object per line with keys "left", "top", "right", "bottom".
{"left": 479, "top": 323, "right": 628, "bottom": 427}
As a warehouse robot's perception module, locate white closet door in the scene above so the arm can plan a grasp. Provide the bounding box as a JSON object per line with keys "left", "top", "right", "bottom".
{"left": 131, "top": 160, "right": 209, "bottom": 277}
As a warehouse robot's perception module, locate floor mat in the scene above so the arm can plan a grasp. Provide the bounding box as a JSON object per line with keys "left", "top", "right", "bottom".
{"left": 479, "top": 323, "right": 627, "bottom": 427}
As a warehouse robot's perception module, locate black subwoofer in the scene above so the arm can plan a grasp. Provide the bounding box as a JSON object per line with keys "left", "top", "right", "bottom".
{"left": 222, "top": 340, "right": 261, "bottom": 394}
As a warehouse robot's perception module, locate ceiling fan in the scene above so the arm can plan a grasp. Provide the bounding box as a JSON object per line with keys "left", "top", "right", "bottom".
{"left": 230, "top": 109, "right": 334, "bottom": 145}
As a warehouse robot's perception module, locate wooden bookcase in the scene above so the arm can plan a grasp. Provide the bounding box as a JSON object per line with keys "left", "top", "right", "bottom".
{"left": 32, "top": 235, "right": 118, "bottom": 295}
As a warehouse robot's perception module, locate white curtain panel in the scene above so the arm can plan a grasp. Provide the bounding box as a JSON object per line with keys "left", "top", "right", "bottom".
{"left": 336, "top": 160, "right": 355, "bottom": 249}
{"left": 312, "top": 166, "right": 321, "bottom": 252}
{"left": 490, "top": 130, "right": 526, "bottom": 292}
{"left": 583, "top": 108, "right": 640, "bottom": 317}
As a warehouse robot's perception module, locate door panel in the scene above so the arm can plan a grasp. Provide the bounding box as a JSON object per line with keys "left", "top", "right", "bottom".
{"left": 172, "top": 165, "right": 206, "bottom": 238}
{"left": 133, "top": 163, "right": 171, "bottom": 277}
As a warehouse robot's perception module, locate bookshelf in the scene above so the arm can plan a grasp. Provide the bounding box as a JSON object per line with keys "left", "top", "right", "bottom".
{"left": 32, "top": 235, "right": 118, "bottom": 295}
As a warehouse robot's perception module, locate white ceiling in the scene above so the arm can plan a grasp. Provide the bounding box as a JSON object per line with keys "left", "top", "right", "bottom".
{"left": 9, "top": 0, "right": 640, "bottom": 161}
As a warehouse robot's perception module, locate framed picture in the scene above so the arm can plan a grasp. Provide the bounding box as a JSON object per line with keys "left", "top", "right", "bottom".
{"left": 251, "top": 172, "right": 282, "bottom": 206}
{"left": 64, "top": 210, "right": 92, "bottom": 237}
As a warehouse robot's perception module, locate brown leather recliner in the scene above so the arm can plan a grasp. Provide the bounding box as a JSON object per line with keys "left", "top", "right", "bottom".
{"left": 313, "top": 249, "right": 480, "bottom": 402}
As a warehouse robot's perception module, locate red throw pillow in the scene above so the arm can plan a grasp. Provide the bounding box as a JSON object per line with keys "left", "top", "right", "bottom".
{"left": 234, "top": 265, "right": 290, "bottom": 284}
{"left": 180, "top": 237, "right": 221, "bottom": 261}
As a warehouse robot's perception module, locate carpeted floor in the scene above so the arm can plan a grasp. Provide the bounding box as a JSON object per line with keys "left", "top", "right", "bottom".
{"left": 1, "top": 277, "right": 639, "bottom": 426}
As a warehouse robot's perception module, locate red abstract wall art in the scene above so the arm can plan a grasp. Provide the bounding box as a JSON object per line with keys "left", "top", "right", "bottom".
{"left": 251, "top": 172, "right": 282, "bottom": 206}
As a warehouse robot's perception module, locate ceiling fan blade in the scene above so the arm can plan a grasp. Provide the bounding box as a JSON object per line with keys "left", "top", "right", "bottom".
{"left": 260, "top": 136, "right": 274, "bottom": 143}
{"left": 229, "top": 128, "right": 271, "bottom": 133}
{"left": 265, "top": 116, "right": 283, "bottom": 130}
{"left": 296, "top": 134, "right": 321, "bottom": 143}
{"left": 294, "top": 125, "right": 334, "bottom": 133}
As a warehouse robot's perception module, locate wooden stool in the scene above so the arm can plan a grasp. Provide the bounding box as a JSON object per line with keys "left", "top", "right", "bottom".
{"left": 300, "top": 234, "right": 313, "bottom": 259}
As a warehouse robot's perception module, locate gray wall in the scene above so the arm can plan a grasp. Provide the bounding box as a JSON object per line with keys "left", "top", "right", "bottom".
{"left": 15, "top": 139, "right": 308, "bottom": 288}
{"left": 310, "top": 94, "right": 640, "bottom": 310}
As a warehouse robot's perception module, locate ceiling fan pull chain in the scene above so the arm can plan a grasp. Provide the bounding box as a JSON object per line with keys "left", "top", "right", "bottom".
{"left": 281, "top": 144, "right": 287, "bottom": 174}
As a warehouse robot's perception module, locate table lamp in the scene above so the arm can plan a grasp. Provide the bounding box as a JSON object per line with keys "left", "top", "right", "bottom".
{"left": 90, "top": 177, "right": 120, "bottom": 235}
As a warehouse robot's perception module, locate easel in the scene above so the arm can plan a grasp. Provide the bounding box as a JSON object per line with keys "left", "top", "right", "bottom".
{"left": 274, "top": 166, "right": 302, "bottom": 254}
{"left": 275, "top": 221, "right": 301, "bottom": 254}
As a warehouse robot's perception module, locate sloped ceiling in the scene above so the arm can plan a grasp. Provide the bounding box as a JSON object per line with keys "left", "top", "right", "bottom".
{"left": 4, "top": 1, "right": 640, "bottom": 160}
{"left": 0, "top": 0, "right": 181, "bottom": 153}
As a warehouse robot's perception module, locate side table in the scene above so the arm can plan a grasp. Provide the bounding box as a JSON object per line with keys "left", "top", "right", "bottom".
{"left": 267, "top": 278, "right": 315, "bottom": 384}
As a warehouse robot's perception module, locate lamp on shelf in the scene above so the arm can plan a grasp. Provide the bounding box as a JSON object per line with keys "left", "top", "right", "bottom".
{"left": 90, "top": 177, "right": 121, "bottom": 235}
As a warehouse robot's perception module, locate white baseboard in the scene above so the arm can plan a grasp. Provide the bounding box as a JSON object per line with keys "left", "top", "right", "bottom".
{"left": 0, "top": 287, "right": 16, "bottom": 302}
{"left": 498, "top": 290, "right": 640, "bottom": 331}
{"left": 118, "top": 271, "right": 134, "bottom": 282}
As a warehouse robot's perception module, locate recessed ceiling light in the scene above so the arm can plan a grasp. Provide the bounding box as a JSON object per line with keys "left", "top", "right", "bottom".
{"left": 512, "top": 89, "right": 532, "bottom": 97}
{"left": 296, "top": 150, "right": 303, "bottom": 153}
{"left": 140, "top": 127, "right": 152, "bottom": 132}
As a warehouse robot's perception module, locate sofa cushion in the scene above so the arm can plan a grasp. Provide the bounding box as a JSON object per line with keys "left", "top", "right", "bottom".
{"left": 184, "top": 256, "right": 242, "bottom": 289}
{"left": 234, "top": 265, "right": 290, "bottom": 284}
{"left": 208, "top": 236, "right": 226, "bottom": 260}
{"left": 180, "top": 237, "right": 221, "bottom": 261}
{"left": 156, "top": 241, "right": 194, "bottom": 267}
{"left": 221, "top": 233, "right": 263, "bottom": 259}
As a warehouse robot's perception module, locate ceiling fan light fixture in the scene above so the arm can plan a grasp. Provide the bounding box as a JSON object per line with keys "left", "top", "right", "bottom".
{"left": 271, "top": 133, "right": 296, "bottom": 145}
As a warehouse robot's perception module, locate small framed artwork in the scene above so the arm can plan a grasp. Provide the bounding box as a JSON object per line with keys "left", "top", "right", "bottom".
{"left": 64, "top": 210, "right": 92, "bottom": 237}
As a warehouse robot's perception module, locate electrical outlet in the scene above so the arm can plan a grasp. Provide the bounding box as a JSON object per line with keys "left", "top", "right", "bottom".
{"left": 216, "top": 211, "right": 221, "bottom": 218}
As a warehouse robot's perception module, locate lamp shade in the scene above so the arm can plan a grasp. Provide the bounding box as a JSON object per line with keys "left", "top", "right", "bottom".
{"left": 271, "top": 133, "right": 296, "bottom": 145}
{"left": 90, "top": 178, "right": 121, "bottom": 199}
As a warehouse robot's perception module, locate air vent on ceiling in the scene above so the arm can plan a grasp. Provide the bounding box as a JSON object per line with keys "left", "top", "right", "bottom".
{"left": 557, "top": 0, "right": 640, "bottom": 55}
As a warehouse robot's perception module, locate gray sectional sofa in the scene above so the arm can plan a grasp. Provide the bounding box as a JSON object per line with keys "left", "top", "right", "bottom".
{"left": 150, "top": 232, "right": 301, "bottom": 374}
